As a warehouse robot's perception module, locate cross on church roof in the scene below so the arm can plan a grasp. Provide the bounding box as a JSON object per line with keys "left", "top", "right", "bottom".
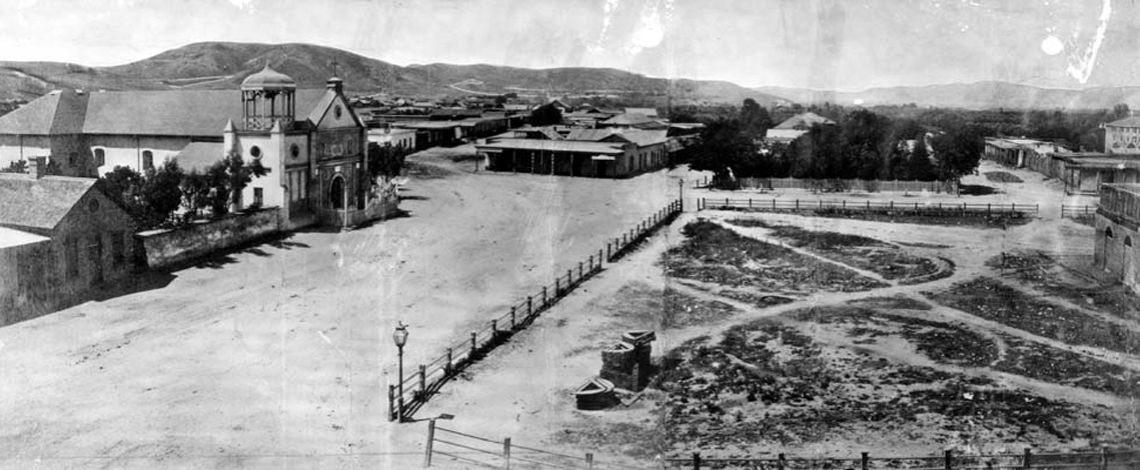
{"left": 330, "top": 59, "right": 340, "bottom": 78}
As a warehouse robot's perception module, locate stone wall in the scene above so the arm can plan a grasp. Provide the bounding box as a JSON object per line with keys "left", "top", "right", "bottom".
{"left": 139, "top": 208, "right": 282, "bottom": 270}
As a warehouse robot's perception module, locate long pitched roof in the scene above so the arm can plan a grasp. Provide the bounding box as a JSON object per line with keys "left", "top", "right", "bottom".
{"left": 476, "top": 139, "right": 625, "bottom": 154}
{"left": 1106, "top": 116, "right": 1140, "bottom": 128}
{"left": 0, "top": 89, "right": 330, "bottom": 138}
{"left": 0, "top": 173, "right": 96, "bottom": 232}
{"left": 773, "top": 112, "right": 836, "bottom": 130}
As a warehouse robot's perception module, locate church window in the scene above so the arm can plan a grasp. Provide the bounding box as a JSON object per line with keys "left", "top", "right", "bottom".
{"left": 88, "top": 198, "right": 99, "bottom": 213}
{"left": 253, "top": 187, "right": 264, "bottom": 207}
{"left": 1107, "top": 226, "right": 1115, "bottom": 239}
{"left": 250, "top": 146, "right": 262, "bottom": 159}
{"left": 142, "top": 150, "right": 154, "bottom": 170}
{"left": 334, "top": 105, "right": 343, "bottom": 119}
{"left": 94, "top": 148, "right": 105, "bottom": 166}
{"left": 290, "top": 144, "right": 300, "bottom": 159}
{"left": 1127, "top": 236, "right": 1134, "bottom": 247}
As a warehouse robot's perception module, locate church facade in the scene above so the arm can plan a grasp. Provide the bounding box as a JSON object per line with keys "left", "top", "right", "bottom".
{"left": 0, "top": 66, "right": 391, "bottom": 230}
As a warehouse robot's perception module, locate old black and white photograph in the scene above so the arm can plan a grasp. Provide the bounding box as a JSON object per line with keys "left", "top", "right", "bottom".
{"left": 1, "top": 0, "right": 1139, "bottom": 468}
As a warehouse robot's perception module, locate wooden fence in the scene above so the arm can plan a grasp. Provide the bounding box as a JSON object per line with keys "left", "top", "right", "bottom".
{"left": 1062, "top": 204, "right": 1098, "bottom": 223}
{"left": 425, "top": 423, "right": 643, "bottom": 469}
{"left": 389, "top": 199, "right": 683, "bottom": 422}
{"left": 669, "top": 448, "right": 1140, "bottom": 470}
{"left": 697, "top": 197, "right": 1040, "bottom": 218}
{"left": 692, "top": 176, "right": 957, "bottom": 194}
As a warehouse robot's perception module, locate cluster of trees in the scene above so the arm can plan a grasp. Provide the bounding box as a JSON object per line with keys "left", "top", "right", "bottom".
{"left": 683, "top": 101, "right": 984, "bottom": 185}
{"left": 528, "top": 103, "right": 563, "bottom": 126}
{"left": 97, "top": 152, "right": 270, "bottom": 230}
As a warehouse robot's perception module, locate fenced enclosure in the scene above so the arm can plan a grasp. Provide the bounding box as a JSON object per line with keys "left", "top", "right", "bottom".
{"left": 697, "top": 197, "right": 1040, "bottom": 218}
{"left": 389, "top": 199, "right": 683, "bottom": 422}
{"left": 1062, "top": 204, "right": 1097, "bottom": 224}
{"left": 692, "top": 176, "right": 957, "bottom": 194}
{"left": 668, "top": 448, "right": 1140, "bottom": 470}
{"left": 425, "top": 423, "right": 643, "bottom": 469}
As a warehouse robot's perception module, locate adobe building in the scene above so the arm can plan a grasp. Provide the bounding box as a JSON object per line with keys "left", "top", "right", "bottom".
{"left": 476, "top": 128, "right": 669, "bottom": 178}
{"left": 0, "top": 65, "right": 391, "bottom": 230}
{"left": 0, "top": 159, "right": 138, "bottom": 324}
{"left": 1094, "top": 183, "right": 1140, "bottom": 293}
{"left": 1105, "top": 116, "right": 1140, "bottom": 155}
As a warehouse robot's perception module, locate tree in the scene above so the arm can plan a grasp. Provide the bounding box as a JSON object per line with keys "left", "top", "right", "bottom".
{"left": 205, "top": 161, "right": 231, "bottom": 217}
{"left": 222, "top": 151, "right": 270, "bottom": 211}
{"left": 528, "top": 103, "right": 563, "bottom": 126}
{"left": 931, "top": 125, "right": 984, "bottom": 181}
{"left": 141, "top": 158, "right": 184, "bottom": 226}
{"left": 97, "top": 166, "right": 146, "bottom": 222}
{"left": 739, "top": 98, "right": 772, "bottom": 139}
{"left": 180, "top": 170, "right": 212, "bottom": 220}
{"left": 686, "top": 118, "right": 758, "bottom": 186}
{"left": 907, "top": 138, "right": 937, "bottom": 181}
{"left": 368, "top": 142, "right": 409, "bottom": 181}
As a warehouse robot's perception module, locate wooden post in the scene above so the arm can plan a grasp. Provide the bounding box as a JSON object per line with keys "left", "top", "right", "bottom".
{"left": 509, "top": 307, "right": 516, "bottom": 329}
{"left": 988, "top": 203, "right": 992, "bottom": 215}
{"left": 597, "top": 249, "right": 603, "bottom": 268}
{"left": 944, "top": 450, "right": 952, "bottom": 470}
{"left": 1100, "top": 447, "right": 1108, "bottom": 470}
{"left": 503, "top": 437, "right": 512, "bottom": 470}
{"left": 398, "top": 388, "right": 405, "bottom": 423}
{"left": 445, "top": 348, "right": 453, "bottom": 375}
{"left": 555, "top": 278, "right": 561, "bottom": 296}
{"left": 588, "top": 255, "right": 593, "bottom": 272}
{"left": 424, "top": 417, "right": 437, "bottom": 467}
{"left": 470, "top": 331, "right": 477, "bottom": 355}
{"left": 526, "top": 296, "right": 533, "bottom": 318}
{"left": 586, "top": 452, "right": 594, "bottom": 470}
{"left": 607, "top": 242, "right": 612, "bottom": 260}
{"left": 578, "top": 262, "right": 584, "bottom": 279}
{"left": 692, "top": 452, "right": 701, "bottom": 470}
{"left": 542, "top": 286, "right": 547, "bottom": 305}
{"left": 491, "top": 319, "right": 498, "bottom": 339}
{"left": 795, "top": 199, "right": 799, "bottom": 211}
{"left": 567, "top": 269, "right": 572, "bottom": 289}
{"left": 778, "top": 453, "right": 786, "bottom": 470}
{"left": 1023, "top": 448, "right": 1031, "bottom": 469}
{"left": 418, "top": 364, "right": 426, "bottom": 397}
{"left": 861, "top": 452, "right": 869, "bottom": 470}
{"left": 388, "top": 385, "right": 396, "bottom": 421}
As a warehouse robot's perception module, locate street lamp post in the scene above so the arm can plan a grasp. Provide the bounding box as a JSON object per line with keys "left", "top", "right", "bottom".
{"left": 393, "top": 322, "right": 409, "bottom": 422}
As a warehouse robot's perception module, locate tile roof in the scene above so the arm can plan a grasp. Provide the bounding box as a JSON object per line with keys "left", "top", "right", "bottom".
{"left": 476, "top": 139, "right": 625, "bottom": 154}
{"left": 773, "top": 112, "right": 836, "bottom": 129}
{"left": 0, "top": 173, "right": 97, "bottom": 232}
{"left": 565, "top": 128, "right": 615, "bottom": 141}
{"left": 1, "top": 89, "right": 330, "bottom": 138}
{"left": 602, "top": 113, "right": 659, "bottom": 126}
{"left": 174, "top": 142, "right": 225, "bottom": 172}
{"left": 604, "top": 129, "right": 668, "bottom": 147}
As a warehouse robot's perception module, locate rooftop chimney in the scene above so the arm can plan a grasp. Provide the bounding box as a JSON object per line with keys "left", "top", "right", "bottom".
{"left": 27, "top": 156, "right": 47, "bottom": 179}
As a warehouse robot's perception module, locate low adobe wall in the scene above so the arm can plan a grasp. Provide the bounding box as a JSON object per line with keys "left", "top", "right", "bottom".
{"left": 139, "top": 208, "right": 282, "bottom": 270}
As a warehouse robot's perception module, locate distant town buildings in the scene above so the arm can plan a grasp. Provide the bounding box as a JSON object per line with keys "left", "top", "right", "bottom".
{"left": 1104, "top": 116, "right": 1140, "bottom": 155}
{"left": 983, "top": 137, "right": 1140, "bottom": 195}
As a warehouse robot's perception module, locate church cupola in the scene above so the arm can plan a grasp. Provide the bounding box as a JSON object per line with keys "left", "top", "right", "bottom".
{"left": 241, "top": 64, "right": 297, "bottom": 130}
{"left": 326, "top": 76, "right": 344, "bottom": 94}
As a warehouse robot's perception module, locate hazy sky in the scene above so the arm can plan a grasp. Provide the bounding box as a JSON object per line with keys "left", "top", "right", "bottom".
{"left": 5, "top": 0, "right": 1140, "bottom": 91}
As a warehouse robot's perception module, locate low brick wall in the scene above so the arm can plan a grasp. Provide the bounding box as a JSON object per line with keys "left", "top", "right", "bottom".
{"left": 139, "top": 208, "right": 282, "bottom": 270}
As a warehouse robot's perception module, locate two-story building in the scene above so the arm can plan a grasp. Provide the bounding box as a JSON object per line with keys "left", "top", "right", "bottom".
{"left": 1094, "top": 183, "right": 1140, "bottom": 293}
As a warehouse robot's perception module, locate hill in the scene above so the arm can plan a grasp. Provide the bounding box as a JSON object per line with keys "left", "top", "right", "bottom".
{"left": 756, "top": 81, "right": 1140, "bottom": 110}
{"left": 0, "top": 42, "right": 787, "bottom": 107}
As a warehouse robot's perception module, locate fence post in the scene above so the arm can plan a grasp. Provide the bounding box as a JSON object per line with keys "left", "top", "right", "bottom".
{"left": 567, "top": 269, "right": 573, "bottom": 289}
{"left": 470, "top": 331, "right": 477, "bottom": 355}
{"left": 988, "top": 203, "right": 992, "bottom": 215}
{"left": 1023, "top": 448, "right": 1031, "bottom": 469}
{"left": 1100, "top": 447, "right": 1108, "bottom": 470}
{"left": 778, "top": 453, "right": 786, "bottom": 470}
{"left": 795, "top": 200, "right": 799, "bottom": 211}
{"left": 445, "top": 348, "right": 453, "bottom": 376}
{"left": 388, "top": 384, "right": 396, "bottom": 421}
{"left": 607, "top": 242, "right": 612, "bottom": 260}
{"left": 509, "top": 307, "right": 516, "bottom": 329}
{"left": 555, "top": 278, "right": 561, "bottom": 296}
{"left": 579, "top": 262, "right": 584, "bottom": 279}
{"left": 526, "top": 296, "right": 533, "bottom": 318}
{"left": 944, "top": 450, "right": 952, "bottom": 470}
{"left": 542, "top": 286, "right": 548, "bottom": 306}
{"left": 862, "top": 452, "right": 869, "bottom": 470}
{"left": 692, "top": 452, "right": 701, "bottom": 470}
{"left": 503, "top": 437, "right": 512, "bottom": 470}
{"left": 586, "top": 452, "right": 594, "bottom": 470}
{"left": 491, "top": 319, "right": 498, "bottom": 340}
{"left": 424, "top": 417, "right": 436, "bottom": 467}
{"left": 749, "top": 198, "right": 753, "bottom": 209}
{"left": 598, "top": 249, "right": 603, "bottom": 268}
{"left": 418, "top": 364, "right": 427, "bottom": 397}
{"left": 773, "top": 199, "right": 777, "bottom": 211}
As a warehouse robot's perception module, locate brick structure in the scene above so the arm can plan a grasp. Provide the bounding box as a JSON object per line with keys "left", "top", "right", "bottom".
{"left": 599, "top": 330, "right": 656, "bottom": 391}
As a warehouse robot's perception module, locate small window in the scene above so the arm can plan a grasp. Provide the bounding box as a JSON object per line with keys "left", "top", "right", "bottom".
{"left": 290, "top": 144, "right": 300, "bottom": 159}
{"left": 1127, "top": 236, "right": 1134, "bottom": 247}
{"left": 142, "top": 150, "right": 154, "bottom": 170}
{"left": 94, "top": 148, "right": 105, "bottom": 166}
{"left": 111, "top": 233, "right": 125, "bottom": 267}
{"left": 1106, "top": 226, "right": 1115, "bottom": 239}
{"left": 250, "top": 146, "right": 262, "bottom": 159}
{"left": 334, "top": 105, "right": 343, "bottom": 119}
{"left": 68, "top": 152, "right": 78, "bottom": 167}
{"left": 88, "top": 198, "right": 99, "bottom": 213}
{"left": 253, "top": 187, "right": 264, "bottom": 207}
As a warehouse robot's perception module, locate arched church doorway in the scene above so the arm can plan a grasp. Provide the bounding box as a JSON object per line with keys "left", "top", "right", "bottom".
{"left": 330, "top": 175, "right": 345, "bottom": 210}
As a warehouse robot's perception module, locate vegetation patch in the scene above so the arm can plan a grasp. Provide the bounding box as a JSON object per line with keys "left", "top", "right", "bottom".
{"left": 724, "top": 220, "right": 944, "bottom": 281}
{"left": 598, "top": 283, "right": 741, "bottom": 329}
{"left": 993, "top": 333, "right": 1140, "bottom": 397}
{"left": 984, "top": 171, "right": 1024, "bottom": 183}
{"left": 925, "top": 277, "right": 1140, "bottom": 355}
{"left": 990, "top": 253, "right": 1140, "bottom": 323}
{"left": 662, "top": 221, "right": 888, "bottom": 293}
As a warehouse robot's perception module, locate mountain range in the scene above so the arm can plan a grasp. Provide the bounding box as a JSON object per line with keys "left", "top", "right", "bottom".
{"left": 0, "top": 41, "right": 787, "bottom": 107}
{"left": 756, "top": 81, "right": 1140, "bottom": 111}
